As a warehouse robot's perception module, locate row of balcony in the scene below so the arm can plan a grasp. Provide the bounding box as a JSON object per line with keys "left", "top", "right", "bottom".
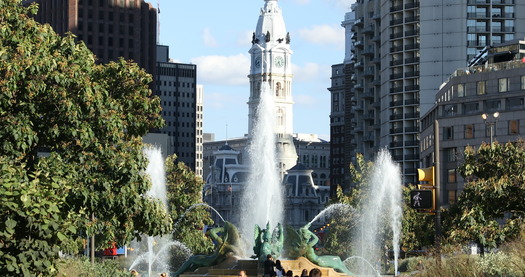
{"left": 467, "top": 12, "right": 515, "bottom": 19}
{"left": 390, "top": 98, "right": 419, "bottom": 107}
{"left": 390, "top": 57, "right": 420, "bottom": 66}
{"left": 390, "top": 141, "right": 419, "bottom": 148}
{"left": 390, "top": 29, "right": 420, "bottom": 39}
{"left": 390, "top": 16, "right": 419, "bottom": 26}
{"left": 390, "top": 43, "right": 420, "bottom": 53}
{"left": 390, "top": 126, "right": 419, "bottom": 134}
{"left": 467, "top": 0, "right": 515, "bottom": 5}
{"left": 389, "top": 85, "right": 420, "bottom": 93}
{"left": 389, "top": 112, "right": 420, "bottom": 120}
{"left": 390, "top": 2, "right": 420, "bottom": 12}
{"left": 389, "top": 72, "right": 420, "bottom": 81}
{"left": 467, "top": 26, "right": 515, "bottom": 33}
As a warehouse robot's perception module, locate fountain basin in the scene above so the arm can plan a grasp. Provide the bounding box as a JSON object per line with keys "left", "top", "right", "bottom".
{"left": 179, "top": 257, "right": 355, "bottom": 277}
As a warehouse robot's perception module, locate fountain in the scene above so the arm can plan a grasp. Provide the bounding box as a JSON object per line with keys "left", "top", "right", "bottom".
{"left": 240, "top": 82, "right": 283, "bottom": 253}
{"left": 128, "top": 146, "right": 193, "bottom": 277}
{"left": 351, "top": 149, "right": 403, "bottom": 275}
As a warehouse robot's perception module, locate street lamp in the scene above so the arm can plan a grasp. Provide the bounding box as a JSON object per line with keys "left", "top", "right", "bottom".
{"left": 481, "top": 112, "right": 499, "bottom": 145}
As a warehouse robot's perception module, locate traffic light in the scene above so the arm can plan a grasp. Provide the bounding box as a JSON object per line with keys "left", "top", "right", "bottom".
{"left": 417, "top": 166, "right": 434, "bottom": 189}
{"left": 410, "top": 166, "right": 436, "bottom": 211}
{"left": 410, "top": 190, "right": 434, "bottom": 210}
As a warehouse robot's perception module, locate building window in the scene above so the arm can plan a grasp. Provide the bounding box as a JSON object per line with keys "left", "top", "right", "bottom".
{"left": 464, "top": 124, "right": 474, "bottom": 139}
{"left": 457, "top": 83, "right": 465, "bottom": 97}
{"left": 444, "top": 126, "right": 454, "bottom": 140}
{"left": 463, "top": 102, "right": 479, "bottom": 115}
{"left": 499, "top": 78, "right": 509, "bottom": 92}
{"left": 485, "top": 99, "right": 501, "bottom": 112}
{"left": 333, "top": 93, "right": 340, "bottom": 112}
{"left": 443, "top": 104, "right": 456, "bottom": 117}
{"left": 303, "top": 155, "right": 310, "bottom": 167}
{"left": 507, "top": 97, "right": 524, "bottom": 110}
{"left": 445, "top": 147, "right": 457, "bottom": 162}
{"left": 448, "top": 190, "right": 457, "bottom": 205}
{"left": 509, "top": 120, "right": 519, "bottom": 134}
{"left": 276, "top": 82, "right": 282, "bottom": 96}
{"left": 448, "top": 169, "right": 456, "bottom": 183}
{"left": 477, "top": 81, "right": 486, "bottom": 95}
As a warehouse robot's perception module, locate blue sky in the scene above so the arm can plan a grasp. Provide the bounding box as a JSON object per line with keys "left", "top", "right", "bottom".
{"left": 157, "top": 0, "right": 354, "bottom": 141}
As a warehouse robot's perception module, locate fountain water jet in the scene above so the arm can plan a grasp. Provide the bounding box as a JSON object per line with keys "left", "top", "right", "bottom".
{"left": 128, "top": 146, "right": 192, "bottom": 276}
{"left": 173, "top": 203, "right": 226, "bottom": 230}
{"left": 307, "top": 203, "right": 355, "bottom": 226}
{"left": 240, "top": 82, "right": 283, "bottom": 254}
{"left": 344, "top": 256, "right": 381, "bottom": 277}
{"left": 351, "top": 149, "right": 403, "bottom": 275}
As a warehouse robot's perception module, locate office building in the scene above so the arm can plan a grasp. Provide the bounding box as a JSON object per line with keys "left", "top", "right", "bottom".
{"left": 420, "top": 39, "right": 525, "bottom": 205}
{"left": 26, "top": 0, "right": 157, "bottom": 82}
{"left": 347, "top": 0, "right": 525, "bottom": 185}
{"left": 156, "top": 45, "right": 201, "bottom": 174}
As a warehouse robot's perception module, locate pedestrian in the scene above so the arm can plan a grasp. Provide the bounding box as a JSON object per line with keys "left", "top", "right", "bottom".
{"left": 300, "top": 269, "right": 308, "bottom": 277}
{"left": 130, "top": 269, "right": 139, "bottom": 276}
{"left": 264, "top": 254, "right": 276, "bottom": 277}
{"left": 285, "top": 270, "right": 293, "bottom": 277}
{"left": 309, "top": 268, "right": 321, "bottom": 277}
{"left": 238, "top": 270, "right": 248, "bottom": 277}
{"left": 275, "top": 260, "right": 285, "bottom": 277}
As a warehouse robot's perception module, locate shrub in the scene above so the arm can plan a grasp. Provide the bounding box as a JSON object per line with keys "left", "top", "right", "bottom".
{"left": 478, "top": 252, "right": 524, "bottom": 277}
{"left": 56, "top": 257, "right": 129, "bottom": 277}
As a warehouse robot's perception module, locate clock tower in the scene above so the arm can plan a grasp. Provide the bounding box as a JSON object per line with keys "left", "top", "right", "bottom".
{"left": 248, "top": 0, "right": 297, "bottom": 176}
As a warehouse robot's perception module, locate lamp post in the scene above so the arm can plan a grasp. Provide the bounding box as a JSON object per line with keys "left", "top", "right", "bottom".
{"left": 481, "top": 112, "right": 499, "bottom": 145}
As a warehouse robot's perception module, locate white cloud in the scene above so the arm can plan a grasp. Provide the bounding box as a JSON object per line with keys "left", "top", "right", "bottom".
{"left": 192, "top": 54, "right": 250, "bottom": 86}
{"left": 202, "top": 28, "right": 218, "bottom": 47}
{"left": 297, "top": 24, "right": 345, "bottom": 48}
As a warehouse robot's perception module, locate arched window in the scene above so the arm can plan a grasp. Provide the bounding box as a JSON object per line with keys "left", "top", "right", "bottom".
{"left": 277, "top": 108, "right": 284, "bottom": 127}
{"left": 276, "top": 82, "right": 282, "bottom": 96}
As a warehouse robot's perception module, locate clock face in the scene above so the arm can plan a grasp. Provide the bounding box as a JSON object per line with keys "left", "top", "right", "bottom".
{"left": 254, "top": 57, "right": 261, "bottom": 68}
{"left": 274, "top": 56, "right": 284, "bottom": 68}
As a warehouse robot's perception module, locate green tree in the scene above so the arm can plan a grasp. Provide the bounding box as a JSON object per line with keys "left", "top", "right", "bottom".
{"left": 445, "top": 140, "right": 525, "bottom": 253}
{"left": 165, "top": 154, "right": 214, "bottom": 254}
{"left": 324, "top": 153, "right": 372, "bottom": 257}
{"left": 0, "top": 1, "right": 171, "bottom": 275}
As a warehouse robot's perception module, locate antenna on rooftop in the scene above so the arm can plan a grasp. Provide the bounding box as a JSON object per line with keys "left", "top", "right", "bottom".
{"left": 156, "top": 0, "right": 160, "bottom": 44}
{"left": 225, "top": 124, "right": 229, "bottom": 145}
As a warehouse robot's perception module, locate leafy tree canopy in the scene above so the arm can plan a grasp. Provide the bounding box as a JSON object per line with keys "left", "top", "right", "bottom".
{"left": 0, "top": 0, "right": 171, "bottom": 275}
{"left": 165, "top": 154, "right": 214, "bottom": 255}
{"left": 445, "top": 140, "right": 525, "bottom": 250}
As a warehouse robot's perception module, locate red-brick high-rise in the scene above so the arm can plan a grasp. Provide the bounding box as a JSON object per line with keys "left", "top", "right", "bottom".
{"left": 24, "top": 0, "right": 157, "bottom": 82}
